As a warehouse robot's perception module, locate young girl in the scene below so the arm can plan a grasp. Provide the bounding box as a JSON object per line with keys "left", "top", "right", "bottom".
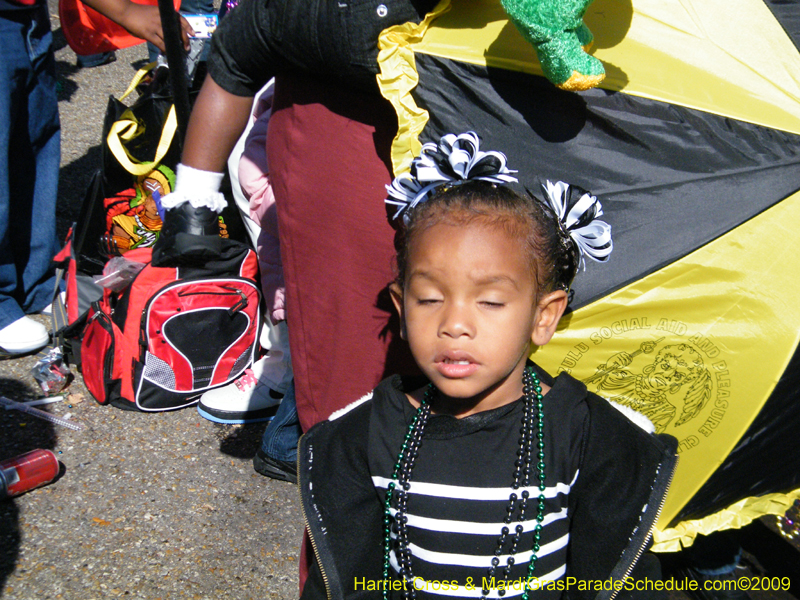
{"left": 297, "top": 133, "right": 677, "bottom": 600}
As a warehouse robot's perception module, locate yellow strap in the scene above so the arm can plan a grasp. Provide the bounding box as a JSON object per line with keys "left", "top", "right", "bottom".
{"left": 106, "top": 104, "right": 178, "bottom": 177}
{"left": 652, "top": 487, "right": 800, "bottom": 552}
{"left": 120, "top": 61, "right": 159, "bottom": 101}
{"left": 112, "top": 108, "right": 143, "bottom": 143}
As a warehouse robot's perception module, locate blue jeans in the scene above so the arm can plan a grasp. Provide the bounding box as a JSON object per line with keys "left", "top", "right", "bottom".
{"left": 77, "top": 51, "right": 115, "bottom": 68}
{"left": 0, "top": 3, "right": 61, "bottom": 330}
{"left": 260, "top": 379, "right": 301, "bottom": 462}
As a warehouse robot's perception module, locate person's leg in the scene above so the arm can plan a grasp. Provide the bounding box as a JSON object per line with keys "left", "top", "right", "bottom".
{"left": 16, "top": 2, "right": 61, "bottom": 316}
{"left": 259, "top": 381, "right": 300, "bottom": 460}
{"left": 0, "top": 6, "right": 58, "bottom": 354}
{"left": 253, "top": 380, "right": 301, "bottom": 483}
{"left": 0, "top": 11, "right": 28, "bottom": 331}
{"left": 267, "top": 74, "right": 420, "bottom": 431}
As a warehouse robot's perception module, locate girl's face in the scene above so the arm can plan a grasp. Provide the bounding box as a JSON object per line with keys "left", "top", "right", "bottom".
{"left": 391, "top": 219, "right": 567, "bottom": 417}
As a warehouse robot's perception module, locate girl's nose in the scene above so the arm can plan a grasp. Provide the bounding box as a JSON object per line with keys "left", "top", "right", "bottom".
{"left": 438, "top": 303, "right": 474, "bottom": 338}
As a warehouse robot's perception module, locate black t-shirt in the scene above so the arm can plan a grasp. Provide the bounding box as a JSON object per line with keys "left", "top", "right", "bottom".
{"left": 208, "top": 0, "right": 439, "bottom": 96}
{"left": 367, "top": 373, "right": 589, "bottom": 599}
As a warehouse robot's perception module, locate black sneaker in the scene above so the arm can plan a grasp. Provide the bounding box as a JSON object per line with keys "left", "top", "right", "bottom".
{"left": 152, "top": 203, "right": 221, "bottom": 266}
{"left": 253, "top": 449, "right": 297, "bottom": 484}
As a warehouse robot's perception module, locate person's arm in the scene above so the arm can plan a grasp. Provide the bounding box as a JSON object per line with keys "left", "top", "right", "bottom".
{"left": 150, "top": 22, "right": 264, "bottom": 263}
{"left": 155, "top": 75, "right": 254, "bottom": 215}
{"left": 79, "top": 0, "right": 194, "bottom": 52}
{"left": 181, "top": 75, "right": 254, "bottom": 173}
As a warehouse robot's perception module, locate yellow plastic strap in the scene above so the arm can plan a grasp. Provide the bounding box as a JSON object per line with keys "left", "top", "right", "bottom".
{"left": 652, "top": 487, "right": 800, "bottom": 552}
{"left": 112, "top": 108, "right": 141, "bottom": 142}
{"left": 376, "top": 0, "right": 451, "bottom": 176}
{"left": 106, "top": 104, "right": 177, "bottom": 177}
{"left": 120, "top": 61, "right": 159, "bottom": 101}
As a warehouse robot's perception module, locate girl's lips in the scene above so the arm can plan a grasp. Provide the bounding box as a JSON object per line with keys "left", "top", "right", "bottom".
{"left": 434, "top": 353, "right": 479, "bottom": 378}
{"left": 436, "top": 361, "right": 479, "bottom": 378}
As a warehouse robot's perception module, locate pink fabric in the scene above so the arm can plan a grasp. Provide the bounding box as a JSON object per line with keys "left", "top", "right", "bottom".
{"left": 267, "top": 74, "right": 420, "bottom": 432}
{"left": 238, "top": 90, "right": 286, "bottom": 322}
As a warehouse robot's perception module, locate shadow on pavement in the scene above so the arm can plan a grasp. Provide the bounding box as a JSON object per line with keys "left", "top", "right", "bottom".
{"left": 217, "top": 422, "right": 267, "bottom": 459}
{"left": 0, "top": 377, "right": 57, "bottom": 592}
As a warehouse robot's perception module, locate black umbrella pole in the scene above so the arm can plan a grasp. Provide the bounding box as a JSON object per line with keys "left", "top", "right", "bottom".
{"left": 157, "top": 0, "right": 192, "bottom": 144}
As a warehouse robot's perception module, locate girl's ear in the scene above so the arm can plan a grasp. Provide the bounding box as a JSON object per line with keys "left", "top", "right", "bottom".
{"left": 531, "top": 290, "right": 569, "bottom": 347}
{"left": 389, "top": 282, "right": 407, "bottom": 340}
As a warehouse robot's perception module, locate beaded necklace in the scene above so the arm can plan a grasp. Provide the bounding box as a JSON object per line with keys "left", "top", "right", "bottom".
{"left": 382, "top": 366, "right": 546, "bottom": 600}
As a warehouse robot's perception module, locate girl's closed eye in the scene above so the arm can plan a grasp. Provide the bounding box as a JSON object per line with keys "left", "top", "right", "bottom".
{"left": 479, "top": 299, "right": 506, "bottom": 308}
{"left": 410, "top": 288, "right": 443, "bottom": 305}
{"left": 417, "top": 298, "right": 442, "bottom": 305}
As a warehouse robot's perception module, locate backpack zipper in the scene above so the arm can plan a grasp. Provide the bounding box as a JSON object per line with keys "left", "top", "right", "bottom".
{"left": 176, "top": 285, "right": 249, "bottom": 315}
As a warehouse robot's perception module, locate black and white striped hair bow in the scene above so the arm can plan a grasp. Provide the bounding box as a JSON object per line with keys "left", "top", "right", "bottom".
{"left": 542, "top": 180, "right": 613, "bottom": 269}
{"left": 386, "top": 132, "right": 518, "bottom": 225}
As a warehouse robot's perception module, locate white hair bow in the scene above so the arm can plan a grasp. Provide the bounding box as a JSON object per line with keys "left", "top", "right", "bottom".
{"left": 542, "top": 180, "right": 612, "bottom": 269}
{"left": 385, "top": 132, "right": 518, "bottom": 225}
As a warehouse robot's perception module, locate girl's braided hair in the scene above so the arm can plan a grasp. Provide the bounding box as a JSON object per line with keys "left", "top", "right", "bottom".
{"left": 387, "top": 132, "right": 612, "bottom": 299}
{"left": 394, "top": 181, "right": 580, "bottom": 296}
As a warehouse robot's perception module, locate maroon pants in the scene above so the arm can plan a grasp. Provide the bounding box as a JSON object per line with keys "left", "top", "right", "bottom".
{"left": 267, "top": 74, "right": 419, "bottom": 432}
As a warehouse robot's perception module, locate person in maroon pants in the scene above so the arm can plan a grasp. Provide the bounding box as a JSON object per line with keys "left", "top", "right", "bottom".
{"left": 266, "top": 73, "right": 420, "bottom": 430}
{"left": 152, "top": 0, "right": 433, "bottom": 478}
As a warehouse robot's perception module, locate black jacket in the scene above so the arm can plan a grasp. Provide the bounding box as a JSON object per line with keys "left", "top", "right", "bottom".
{"left": 298, "top": 369, "right": 678, "bottom": 600}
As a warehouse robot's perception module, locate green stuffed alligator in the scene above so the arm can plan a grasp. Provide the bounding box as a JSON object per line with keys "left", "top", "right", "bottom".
{"left": 501, "top": 0, "right": 605, "bottom": 91}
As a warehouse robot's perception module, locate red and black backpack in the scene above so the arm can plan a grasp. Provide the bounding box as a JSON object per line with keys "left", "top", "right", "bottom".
{"left": 79, "top": 242, "right": 261, "bottom": 411}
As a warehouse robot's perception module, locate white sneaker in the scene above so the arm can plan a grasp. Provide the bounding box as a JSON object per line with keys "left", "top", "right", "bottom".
{"left": 197, "top": 365, "right": 283, "bottom": 424}
{"left": 0, "top": 316, "right": 49, "bottom": 355}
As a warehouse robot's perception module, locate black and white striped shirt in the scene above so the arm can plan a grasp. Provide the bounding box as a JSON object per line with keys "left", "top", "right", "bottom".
{"left": 368, "top": 376, "right": 587, "bottom": 599}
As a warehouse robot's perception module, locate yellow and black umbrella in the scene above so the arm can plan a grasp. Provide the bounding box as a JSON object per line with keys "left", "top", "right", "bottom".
{"left": 377, "top": 0, "right": 800, "bottom": 551}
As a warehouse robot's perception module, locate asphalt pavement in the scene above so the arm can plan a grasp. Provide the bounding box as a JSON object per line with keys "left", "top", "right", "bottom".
{"left": 0, "top": 5, "right": 798, "bottom": 600}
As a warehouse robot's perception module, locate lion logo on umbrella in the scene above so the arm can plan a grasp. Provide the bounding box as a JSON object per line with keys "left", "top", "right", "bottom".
{"left": 586, "top": 340, "right": 713, "bottom": 434}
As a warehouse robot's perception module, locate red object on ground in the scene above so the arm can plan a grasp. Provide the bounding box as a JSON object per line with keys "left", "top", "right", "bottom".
{"left": 0, "top": 449, "right": 60, "bottom": 498}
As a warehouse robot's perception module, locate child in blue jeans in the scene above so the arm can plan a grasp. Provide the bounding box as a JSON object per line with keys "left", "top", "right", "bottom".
{"left": 195, "top": 80, "right": 299, "bottom": 483}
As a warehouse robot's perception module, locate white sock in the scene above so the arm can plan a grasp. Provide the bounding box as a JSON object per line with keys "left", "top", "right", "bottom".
{"left": 160, "top": 164, "right": 228, "bottom": 213}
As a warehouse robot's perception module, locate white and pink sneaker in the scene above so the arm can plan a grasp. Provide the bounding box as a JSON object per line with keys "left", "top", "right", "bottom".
{"left": 197, "top": 358, "right": 284, "bottom": 424}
